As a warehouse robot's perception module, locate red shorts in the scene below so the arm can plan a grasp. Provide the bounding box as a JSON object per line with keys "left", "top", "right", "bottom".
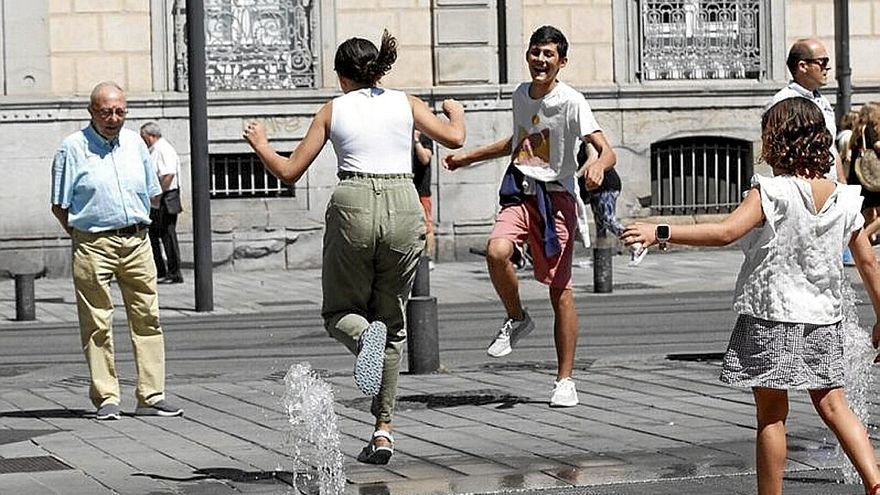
{"left": 489, "top": 192, "right": 577, "bottom": 289}
{"left": 419, "top": 196, "right": 434, "bottom": 234}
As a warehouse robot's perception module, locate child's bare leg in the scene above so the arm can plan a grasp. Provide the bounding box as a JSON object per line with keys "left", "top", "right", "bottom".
{"left": 753, "top": 387, "right": 788, "bottom": 495}
{"left": 549, "top": 286, "right": 577, "bottom": 380}
{"left": 486, "top": 238, "right": 524, "bottom": 319}
{"left": 809, "top": 387, "right": 880, "bottom": 492}
{"left": 864, "top": 207, "right": 880, "bottom": 243}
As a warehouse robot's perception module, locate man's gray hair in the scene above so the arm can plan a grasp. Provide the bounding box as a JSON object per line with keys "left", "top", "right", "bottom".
{"left": 140, "top": 121, "right": 162, "bottom": 138}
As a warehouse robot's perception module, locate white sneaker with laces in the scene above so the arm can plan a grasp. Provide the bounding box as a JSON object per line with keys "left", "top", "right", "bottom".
{"left": 628, "top": 242, "right": 648, "bottom": 267}
{"left": 487, "top": 320, "right": 514, "bottom": 357}
{"left": 549, "top": 377, "right": 579, "bottom": 407}
{"left": 486, "top": 310, "right": 534, "bottom": 358}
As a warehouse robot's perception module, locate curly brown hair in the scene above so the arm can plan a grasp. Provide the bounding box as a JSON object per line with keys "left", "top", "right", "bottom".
{"left": 761, "top": 98, "right": 833, "bottom": 178}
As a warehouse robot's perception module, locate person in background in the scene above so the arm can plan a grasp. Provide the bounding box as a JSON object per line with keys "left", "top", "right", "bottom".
{"left": 837, "top": 109, "right": 860, "bottom": 174}
{"left": 848, "top": 102, "right": 880, "bottom": 245}
{"left": 412, "top": 130, "right": 435, "bottom": 269}
{"left": 576, "top": 141, "right": 645, "bottom": 266}
{"left": 838, "top": 110, "right": 860, "bottom": 265}
{"left": 140, "top": 122, "right": 184, "bottom": 284}
{"left": 767, "top": 38, "right": 844, "bottom": 182}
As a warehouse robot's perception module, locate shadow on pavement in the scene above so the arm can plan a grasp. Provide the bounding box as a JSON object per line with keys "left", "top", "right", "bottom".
{"left": 0, "top": 408, "right": 88, "bottom": 419}
{"left": 341, "top": 389, "right": 540, "bottom": 410}
{"left": 135, "top": 467, "right": 297, "bottom": 485}
{"left": 0, "top": 428, "right": 63, "bottom": 445}
{"left": 357, "top": 483, "right": 391, "bottom": 495}
{"left": 784, "top": 474, "right": 843, "bottom": 485}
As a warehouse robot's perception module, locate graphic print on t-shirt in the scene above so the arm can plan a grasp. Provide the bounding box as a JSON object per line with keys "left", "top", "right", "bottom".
{"left": 513, "top": 128, "right": 551, "bottom": 168}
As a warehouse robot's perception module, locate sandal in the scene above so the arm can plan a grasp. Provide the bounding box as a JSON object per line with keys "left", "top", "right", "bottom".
{"left": 356, "top": 429, "right": 394, "bottom": 465}
{"left": 870, "top": 482, "right": 880, "bottom": 495}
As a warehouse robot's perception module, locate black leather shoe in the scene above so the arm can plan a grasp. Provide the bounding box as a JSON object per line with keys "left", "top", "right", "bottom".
{"left": 158, "top": 276, "right": 184, "bottom": 284}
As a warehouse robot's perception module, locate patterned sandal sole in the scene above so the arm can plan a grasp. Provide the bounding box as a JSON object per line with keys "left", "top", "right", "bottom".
{"left": 354, "top": 321, "right": 387, "bottom": 396}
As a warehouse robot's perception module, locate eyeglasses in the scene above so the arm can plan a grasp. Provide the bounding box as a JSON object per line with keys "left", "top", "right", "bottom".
{"left": 802, "top": 57, "right": 830, "bottom": 69}
{"left": 94, "top": 107, "right": 128, "bottom": 119}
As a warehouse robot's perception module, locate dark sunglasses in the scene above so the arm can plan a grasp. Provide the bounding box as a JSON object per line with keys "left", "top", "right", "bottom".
{"left": 802, "top": 57, "right": 830, "bottom": 69}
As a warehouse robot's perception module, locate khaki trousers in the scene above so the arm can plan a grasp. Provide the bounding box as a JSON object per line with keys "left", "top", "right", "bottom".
{"left": 72, "top": 229, "right": 166, "bottom": 408}
{"left": 321, "top": 174, "right": 424, "bottom": 423}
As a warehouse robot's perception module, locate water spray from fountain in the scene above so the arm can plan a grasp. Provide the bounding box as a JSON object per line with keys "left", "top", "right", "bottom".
{"left": 282, "top": 363, "right": 346, "bottom": 495}
{"left": 835, "top": 278, "right": 875, "bottom": 484}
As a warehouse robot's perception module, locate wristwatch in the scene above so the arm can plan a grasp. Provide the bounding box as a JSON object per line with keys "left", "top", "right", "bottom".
{"left": 656, "top": 224, "right": 671, "bottom": 252}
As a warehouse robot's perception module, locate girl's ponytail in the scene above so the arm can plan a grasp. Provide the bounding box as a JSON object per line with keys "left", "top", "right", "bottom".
{"left": 367, "top": 29, "right": 397, "bottom": 83}
{"left": 335, "top": 29, "right": 397, "bottom": 87}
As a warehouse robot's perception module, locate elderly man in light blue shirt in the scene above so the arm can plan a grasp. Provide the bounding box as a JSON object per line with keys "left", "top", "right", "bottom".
{"left": 50, "top": 81, "right": 183, "bottom": 421}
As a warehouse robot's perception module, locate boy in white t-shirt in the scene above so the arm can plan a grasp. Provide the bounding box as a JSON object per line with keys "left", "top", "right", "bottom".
{"left": 444, "top": 26, "right": 617, "bottom": 407}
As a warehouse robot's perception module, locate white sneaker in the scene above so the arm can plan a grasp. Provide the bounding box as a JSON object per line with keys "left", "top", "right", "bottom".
{"left": 487, "top": 310, "right": 535, "bottom": 358}
{"left": 628, "top": 242, "right": 648, "bottom": 267}
{"left": 549, "top": 377, "right": 579, "bottom": 407}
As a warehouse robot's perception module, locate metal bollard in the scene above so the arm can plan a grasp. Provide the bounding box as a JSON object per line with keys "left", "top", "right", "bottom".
{"left": 592, "top": 247, "right": 613, "bottom": 293}
{"left": 412, "top": 255, "right": 431, "bottom": 297}
{"left": 406, "top": 296, "right": 440, "bottom": 374}
{"left": 14, "top": 273, "right": 36, "bottom": 321}
{"left": 407, "top": 256, "right": 439, "bottom": 374}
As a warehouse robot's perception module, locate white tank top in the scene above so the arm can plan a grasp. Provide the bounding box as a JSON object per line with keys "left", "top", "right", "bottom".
{"left": 329, "top": 87, "right": 413, "bottom": 174}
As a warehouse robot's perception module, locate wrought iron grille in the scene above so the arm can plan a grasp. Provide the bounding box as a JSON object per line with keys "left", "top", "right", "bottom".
{"left": 174, "top": 0, "right": 318, "bottom": 91}
{"left": 210, "top": 153, "right": 295, "bottom": 198}
{"left": 651, "top": 137, "right": 752, "bottom": 214}
{"left": 639, "top": 0, "right": 762, "bottom": 80}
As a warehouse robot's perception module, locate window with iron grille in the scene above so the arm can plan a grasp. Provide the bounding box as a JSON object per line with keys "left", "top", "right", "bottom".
{"left": 173, "top": 0, "right": 319, "bottom": 91}
{"left": 209, "top": 153, "right": 295, "bottom": 199}
{"left": 651, "top": 136, "right": 752, "bottom": 214}
{"left": 639, "top": 0, "right": 763, "bottom": 81}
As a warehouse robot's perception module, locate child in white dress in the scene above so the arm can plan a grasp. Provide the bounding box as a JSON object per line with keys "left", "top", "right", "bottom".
{"left": 623, "top": 97, "right": 880, "bottom": 495}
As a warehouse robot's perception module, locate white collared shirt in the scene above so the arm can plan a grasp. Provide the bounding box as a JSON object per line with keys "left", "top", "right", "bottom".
{"left": 149, "top": 137, "right": 181, "bottom": 191}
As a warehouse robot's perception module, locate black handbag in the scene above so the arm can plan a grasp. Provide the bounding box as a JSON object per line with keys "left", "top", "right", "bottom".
{"left": 162, "top": 189, "right": 182, "bottom": 214}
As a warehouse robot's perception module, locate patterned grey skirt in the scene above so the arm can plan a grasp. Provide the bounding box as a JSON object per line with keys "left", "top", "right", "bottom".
{"left": 720, "top": 314, "right": 844, "bottom": 390}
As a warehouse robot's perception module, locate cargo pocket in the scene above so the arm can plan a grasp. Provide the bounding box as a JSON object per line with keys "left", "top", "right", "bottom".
{"left": 387, "top": 201, "right": 425, "bottom": 255}
{"left": 326, "top": 201, "right": 372, "bottom": 250}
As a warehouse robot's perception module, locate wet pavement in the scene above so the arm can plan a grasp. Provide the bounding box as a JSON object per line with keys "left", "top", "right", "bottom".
{"left": 0, "top": 248, "right": 879, "bottom": 494}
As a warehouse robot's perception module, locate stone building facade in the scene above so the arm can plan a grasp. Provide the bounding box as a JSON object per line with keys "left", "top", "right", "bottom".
{"left": 2, "top": 0, "right": 880, "bottom": 276}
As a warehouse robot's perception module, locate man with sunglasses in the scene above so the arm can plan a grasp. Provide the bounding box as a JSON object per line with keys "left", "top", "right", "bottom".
{"left": 767, "top": 38, "right": 844, "bottom": 182}
{"left": 50, "top": 81, "right": 183, "bottom": 421}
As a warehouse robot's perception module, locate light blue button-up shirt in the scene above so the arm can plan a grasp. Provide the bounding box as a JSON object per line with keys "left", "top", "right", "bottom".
{"left": 51, "top": 125, "right": 161, "bottom": 232}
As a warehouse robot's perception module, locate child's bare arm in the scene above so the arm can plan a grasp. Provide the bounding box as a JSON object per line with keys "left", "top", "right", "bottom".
{"left": 850, "top": 229, "right": 880, "bottom": 352}
{"left": 583, "top": 132, "right": 617, "bottom": 190}
{"left": 243, "top": 102, "right": 331, "bottom": 184}
{"left": 576, "top": 142, "right": 596, "bottom": 179}
{"left": 621, "top": 187, "right": 765, "bottom": 248}
{"left": 411, "top": 96, "right": 466, "bottom": 149}
{"left": 444, "top": 136, "right": 512, "bottom": 171}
